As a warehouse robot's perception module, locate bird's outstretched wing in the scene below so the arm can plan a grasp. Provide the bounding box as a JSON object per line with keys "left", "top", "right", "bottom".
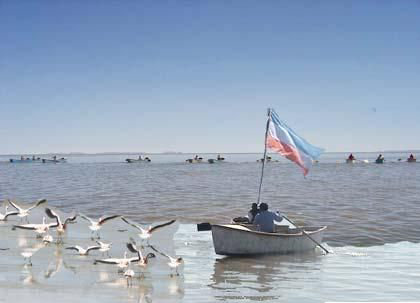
{"left": 79, "top": 214, "right": 95, "bottom": 224}
{"left": 126, "top": 243, "right": 139, "bottom": 253}
{"left": 64, "top": 215, "right": 78, "bottom": 225}
{"left": 94, "top": 258, "right": 119, "bottom": 265}
{"left": 13, "top": 224, "right": 39, "bottom": 230}
{"left": 45, "top": 208, "right": 58, "bottom": 219}
{"left": 149, "top": 219, "right": 176, "bottom": 233}
{"left": 8, "top": 200, "right": 23, "bottom": 212}
{"left": 4, "top": 211, "right": 19, "bottom": 219}
{"left": 28, "top": 199, "right": 47, "bottom": 211}
{"left": 86, "top": 246, "right": 101, "bottom": 253}
{"left": 66, "top": 246, "right": 82, "bottom": 252}
{"left": 98, "top": 215, "right": 120, "bottom": 225}
{"left": 45, "top": 208, "right": 61, "bottom": 226}
{"left": 121, "top": 217, "right": 143, "bottom": 231}
{"left": 149, "top": 245, "right": 170, "bottom": 259}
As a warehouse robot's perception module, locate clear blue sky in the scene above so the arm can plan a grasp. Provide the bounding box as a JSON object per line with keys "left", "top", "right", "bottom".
{"left": 1, "top": 1, "right": 419, "bottom": 154}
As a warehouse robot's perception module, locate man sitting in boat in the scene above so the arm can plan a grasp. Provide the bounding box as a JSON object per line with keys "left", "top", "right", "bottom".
{"left": 253, "top": 203, "right": 283, "bottom": 233}
{"left": 409, "top": 154, "right": 416, "bottom": 160}
{"left": 247, "top": 203, "right": 260, "bottom": 224}
{"left": 376, "top": 154, "right": 384, "bottom": 161}
{"left": 348, "top": 153, "right": 355, "bottom": 161}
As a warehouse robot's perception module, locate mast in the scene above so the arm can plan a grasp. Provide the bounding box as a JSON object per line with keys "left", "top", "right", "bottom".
{"left": 256, "top": 108, "right": 272, "bottom": 205}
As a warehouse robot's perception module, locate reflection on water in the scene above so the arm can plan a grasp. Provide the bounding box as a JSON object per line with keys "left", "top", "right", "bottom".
{"left": 210, "top": 252, "right": 323, "bottom": 301}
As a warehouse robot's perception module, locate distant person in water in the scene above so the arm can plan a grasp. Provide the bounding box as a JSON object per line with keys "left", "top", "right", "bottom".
{"left": 247, "top": 203, "right": 260, "bottom": 224}
{"left": 194, "top": 155, "right": 199, "bottom": 160}
{"left": 376, "top": 154, "right": 384, "bottom": 161}
{"left": 138, "top": 155, "right": 144, "bottom": 160}
{"left": 348, "top": 153, "right": 355, "bottom": 160}
{"left": 253, "top": 203, "right": 283, "bottom": 233}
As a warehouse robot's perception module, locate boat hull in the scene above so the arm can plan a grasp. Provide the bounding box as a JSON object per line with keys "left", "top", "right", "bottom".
{"left": 9, "top": 159, "right": 40, "bottom": 163}
{"left": 346, "top": 159, "right": 356, "bottom": 163}
{"left": 42, "top": 159, "right": 67, "bottom": 163}
{"left": 375, "top": 159, "right": 384, "bottom": 164}
{"left": 407, "top": 158, "right": 416, "bottom": 163}
{"left": 186, "top": 159, "right": 203, "bottom": 163}
{"left": 211, "top": 224, "right": 326, "bottom": 255}
{"left": 126, "top": 158, "right": 151, "bottom": 163}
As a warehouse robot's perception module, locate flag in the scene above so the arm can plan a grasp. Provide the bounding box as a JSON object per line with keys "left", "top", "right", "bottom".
{"left": 266, "top": 109, "right": 324, "bottom": 176}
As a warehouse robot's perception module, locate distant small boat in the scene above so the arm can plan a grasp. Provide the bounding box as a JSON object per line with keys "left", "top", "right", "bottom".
{"left": 126, "top": 157, "right": 151, "bottom": 163}
{"left": 208, "top": 157, "right": 226, "bottom": 164}
{"left": 257, "top": 157, "right": 278, "bottom": 163}
{"left": 9, "top": 158, "right": 41, "bottom": 163}
{"left": 186, "top": 158, "right": 203, "bottom": 163}
{"left": 42, "top": 158, "right": 67, "bottom": 163}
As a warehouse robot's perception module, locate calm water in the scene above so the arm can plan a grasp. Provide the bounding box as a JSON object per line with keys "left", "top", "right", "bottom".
{"left": 0, "top": 152, "right": 419, "bottom": 302}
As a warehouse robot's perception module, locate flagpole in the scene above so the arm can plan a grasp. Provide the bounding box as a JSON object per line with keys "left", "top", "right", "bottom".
{"left": 256, "top": 108, "right": 272, "bottom": 205}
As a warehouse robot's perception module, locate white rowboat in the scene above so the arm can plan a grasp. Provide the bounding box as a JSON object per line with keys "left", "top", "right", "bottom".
{"left": 211, "top": 224, "right": 326, "bottom": 255}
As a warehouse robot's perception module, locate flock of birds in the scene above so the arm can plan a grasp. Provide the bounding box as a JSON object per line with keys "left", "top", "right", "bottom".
{"left": 0, "top": 198, "right": 183, "bottom": 286}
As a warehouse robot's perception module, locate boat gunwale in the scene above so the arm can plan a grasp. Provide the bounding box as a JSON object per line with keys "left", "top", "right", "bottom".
{"left": 212, "top": 224, "right": 327, "bottom": 237}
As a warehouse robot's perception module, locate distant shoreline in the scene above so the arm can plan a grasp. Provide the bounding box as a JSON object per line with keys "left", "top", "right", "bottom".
{"left": 1, "top": 150, "right": 419, "bottom": 157}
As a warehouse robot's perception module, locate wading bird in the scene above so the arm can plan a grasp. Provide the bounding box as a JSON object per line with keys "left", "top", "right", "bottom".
{"left": 45, "top": 208, "right": 77, "bottom": 242}
{"left": 8, "top": 199, "right": 47, "bottom": 223}
{"left": 94, "top": 251, "right": 139, "bottom": 272}
{"left": 123, "top": 266, "right": 135, "bottom": 287}
{"left": 96, "top": 240, "right": 112, "bottom": 257}
{"left": 13, "top": 217, "right": 56, "bottom": 238}
{"left": 80, "top": 214, "right": 121, "bottom": 239}
{"left": 126, "top": 242, "right": 155, "bottom": 277}
{"left": 121, "top": 217, "right": 176, "bottom": 245}
{"left": 21, "top": 242, "right": 45, "bottom": 266}
{"left": 150, "top": 245, "right": 183, "bottom": 276}
{"left": 65, "top": 245, "right": 101, "bottom": 256}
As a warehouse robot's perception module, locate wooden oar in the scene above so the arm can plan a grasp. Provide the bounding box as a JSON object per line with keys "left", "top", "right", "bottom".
{"left": 282, "top": 215, "right": 330, "bottom": 254}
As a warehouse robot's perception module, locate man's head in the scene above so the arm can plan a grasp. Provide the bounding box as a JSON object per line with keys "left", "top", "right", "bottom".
{"left": 251, "top": 203, "right": 258, "bottom": 210}
{"left": 259, "top": 203, "right": 268, "bottom": 211}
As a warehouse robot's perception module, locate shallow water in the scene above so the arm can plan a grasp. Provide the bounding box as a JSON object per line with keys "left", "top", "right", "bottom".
{"left": 0, "top": 152, "right": 419, "bottom": 302}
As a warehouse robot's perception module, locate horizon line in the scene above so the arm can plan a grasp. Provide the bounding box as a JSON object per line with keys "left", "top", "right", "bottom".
{"left": 1, "top": 149, "right": 419, "bottom": 157}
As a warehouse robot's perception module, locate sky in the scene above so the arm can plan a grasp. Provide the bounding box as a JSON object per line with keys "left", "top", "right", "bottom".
{"left": 1, "top": 1, "right": 420, "bottom": 154}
